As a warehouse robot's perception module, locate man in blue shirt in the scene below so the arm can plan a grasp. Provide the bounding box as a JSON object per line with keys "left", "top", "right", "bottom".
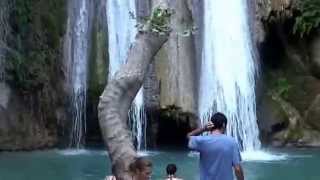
{"left": 187, "top": 112, "right": 244, "bottom": 180}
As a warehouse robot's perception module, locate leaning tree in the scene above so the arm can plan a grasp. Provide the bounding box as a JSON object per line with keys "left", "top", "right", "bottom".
{"left": 98, "top": 2, "right": 172, "bottom": 179}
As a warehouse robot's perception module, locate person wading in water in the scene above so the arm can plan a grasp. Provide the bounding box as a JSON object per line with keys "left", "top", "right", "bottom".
{"left": 165, "top": 164, "right": 183, "bottom": 180}
{"left": 187, "top": 112, "right": 244, "bottom": 180}
{"left": 105, "top": 157, "right": 153, "bottom": 180}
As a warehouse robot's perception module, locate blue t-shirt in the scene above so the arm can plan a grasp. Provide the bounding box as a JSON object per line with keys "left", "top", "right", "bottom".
{"left": 188, "top": 134, "right": 241, "bottom": 180}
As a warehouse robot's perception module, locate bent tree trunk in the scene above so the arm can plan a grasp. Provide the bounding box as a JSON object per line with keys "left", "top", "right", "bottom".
{"left": 98, "top": 13, "right": 170, "bottom": 178}
{"left": 98, "top": 32, "right": 168, "bottom": 179}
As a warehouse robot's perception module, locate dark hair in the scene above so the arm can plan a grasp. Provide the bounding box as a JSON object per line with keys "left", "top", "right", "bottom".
{"left": 129, "top": 157, "right": 152, "bottom": 172}
{"left": 166, "top": 164, "right": 177, "bottom": 175}
{"left": 210, "top": 112, "right": 227, "bottom": 129}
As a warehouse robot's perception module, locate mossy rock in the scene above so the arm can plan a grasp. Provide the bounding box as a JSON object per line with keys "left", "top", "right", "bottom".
{"left": 286, "top": 76, "right": 320, "bottom": 113}
{"left": 258, "top": 91, "right": 289, "bottom": 132}
{"left": 305, "top": 95, "right": 320, "bottom": 131}
{"left": 6, "top": 0, "right": 66, "bottom": 92}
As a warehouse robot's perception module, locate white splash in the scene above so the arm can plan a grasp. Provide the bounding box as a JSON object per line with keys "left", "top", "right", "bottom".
{"left": 137, "top": 151, "right": 160, "bottom": 157}
{"left": 106, "top": 0, "right": 147, "bottom": 150}
{"left": 241, "top": 150, "right": 288, "bottom": 161}
{"left": 57, "top": 149, "right": 108, "bottom": 156}
{"left": 58, "top": 149, "right": 91, "bottom": 156}
{"left": 199, "top": 0, "right": 261, "bottom": 151}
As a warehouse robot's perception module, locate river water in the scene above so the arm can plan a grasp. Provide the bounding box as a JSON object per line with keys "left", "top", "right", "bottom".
{"left": 0, "top": 148, "right": 319, "bottom": 180}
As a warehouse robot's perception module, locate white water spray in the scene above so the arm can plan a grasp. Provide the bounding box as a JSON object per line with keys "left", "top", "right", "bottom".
{"left": 69, "top": 0, "right": 90, "bottom": 148}
{"left": 106, "top": 0, "right": 147, "bottom": 150}
{"left": 199, "top": 0, "right": 261, "bottom": 151}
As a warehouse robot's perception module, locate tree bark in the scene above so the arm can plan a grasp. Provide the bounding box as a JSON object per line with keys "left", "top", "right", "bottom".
{"left": 98, "top": 31, "right": 169, "bottom": 179}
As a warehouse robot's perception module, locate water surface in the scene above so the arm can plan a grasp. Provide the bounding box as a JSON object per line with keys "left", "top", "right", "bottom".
{"left": 0, "top": 148, "right": 319, "bottom": 180}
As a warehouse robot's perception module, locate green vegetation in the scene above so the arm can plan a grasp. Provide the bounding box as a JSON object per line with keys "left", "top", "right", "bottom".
{"left": 271, "top": 77, "right": 292, "bottom": 99}
{"left": 293, "top": 0, "right": 320, "bottom": 37}
{"left": 136, "top": 7, "right": 173, "bottom": 35}
{"left": 286, "top": 128, "right": 303, "bottom": 142}
{"left": 5, "top": 0, "right": 66, "bottom": 92}
{"left": 149, "top": 7, "right": 173, "bottom": 34}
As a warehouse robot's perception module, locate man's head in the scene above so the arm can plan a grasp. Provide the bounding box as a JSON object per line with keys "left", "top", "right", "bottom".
{"left": 210, "top": 112, "right": 227, "bottom": 132}
{"left": 166, "top": 163, "right": 177, "bottom": 175}
{"left": 130, "top": 157, "right": 153, "bottom": 180}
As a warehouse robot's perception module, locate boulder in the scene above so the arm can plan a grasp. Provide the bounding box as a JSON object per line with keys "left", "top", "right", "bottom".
{"left": 309, "top": 31, "right": 320, "bottom": 78}
{"left": 0, "top": 93, "right": 58, "bottom": 150}
{"left": 257, "top": 92, "right": 288, "bottom": 135}
{"left": 286, "top": 76, "right": 320, "bottom": 113}
{"left": 305, "top": 95, "right": 320, "bottom": 131}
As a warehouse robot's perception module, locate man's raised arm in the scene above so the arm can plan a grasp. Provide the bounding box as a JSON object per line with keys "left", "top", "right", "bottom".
{"left": 186, "top": 122, "right": 214, "bottom": 139}
{"left": 234, "top": 164, "right": 244, "bottom": 180}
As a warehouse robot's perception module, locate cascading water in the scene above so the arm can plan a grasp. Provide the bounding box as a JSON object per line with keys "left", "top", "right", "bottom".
{"left": 199, "top": 0, "right": 261, "bottom": 151}
{"left": 69, "top": 0, "right": 90, "bottom": 148}
{"left": 0, "top": 0, "right": 10, "bottom": 81}
{"left": 106, "top": 0, "right": 147, "bottom": 150}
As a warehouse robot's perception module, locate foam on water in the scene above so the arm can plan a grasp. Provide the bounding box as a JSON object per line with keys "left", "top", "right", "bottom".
{"left": 241, "top": 150, "right": 288, "bottom": 161}
{"left": 57, "top": 149, "right": 107, "bottom": 156}
{"left": 58, "top": 149, "right": 91, "bottom": 155}
{"left": 188, "top": 150, "right": 288, "bottom": 162}
{"left": 57, "top": 149, "right": 160, "bottom": 157}
{"left": 137, "top": 151, "right": 160, "bottom": 157}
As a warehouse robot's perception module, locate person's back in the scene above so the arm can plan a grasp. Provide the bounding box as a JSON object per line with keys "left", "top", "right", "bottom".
{"left": 192, "top": 134, "right": 240, "bottom": 180}
{"left": 187, "top": 112, "right": 244, "bottom": 180}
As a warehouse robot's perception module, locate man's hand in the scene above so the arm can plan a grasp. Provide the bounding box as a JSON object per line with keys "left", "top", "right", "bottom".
{"left": 204, "top": 122, "right": 214, "bottom": 131}
{"left": 187, "top": 122, "right": 214, "bottom": 139}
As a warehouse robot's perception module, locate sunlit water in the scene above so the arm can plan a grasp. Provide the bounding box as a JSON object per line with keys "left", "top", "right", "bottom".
{"left": 0, "top": 149, "right": 319, "bottom": 180}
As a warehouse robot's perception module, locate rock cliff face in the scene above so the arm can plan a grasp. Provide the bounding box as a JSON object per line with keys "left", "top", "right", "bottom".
{"left": 142, "top": 0, "right": 201, "bottom": 146}
{"left": 0, "top": 85, "right": 62, "bottom": 150}
{"left": 153, "top": 0, "right": 198, "bottom": 118}
{"left": 256, "top": 0, "right": 320, "bottom": 147}
{"left": 0, "top": 0, "right": 68, "bottom": 150}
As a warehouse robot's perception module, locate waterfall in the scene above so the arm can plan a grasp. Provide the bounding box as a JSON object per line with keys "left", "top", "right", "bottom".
{"left": 0, "top": 0, "right": 10, "bottom": 82}
{"left": 107, "top": 0, "right": 147, "bottom": 150}
{"left": 68, "top": 0, "right": 91, "bottom": 148}
{"left": 199, "top": 0, "right": 261, "bottom": 151}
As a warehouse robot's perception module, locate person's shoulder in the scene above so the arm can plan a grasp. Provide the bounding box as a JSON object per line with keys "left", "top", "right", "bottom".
{"left": 190, "top": 135, "right": 210, "bottom": 141}
{"left": 221, "top": 135, "right": 237, "bottom": 143}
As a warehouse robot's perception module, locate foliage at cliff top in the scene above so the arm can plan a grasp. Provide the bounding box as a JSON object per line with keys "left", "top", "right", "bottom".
{"left": 5, "top": 0, "right": 65, "bottom": 92}
{"left": 136, "top": 7, "right": 173, "bottom": 35}
{"left": 294, "top": 0, "right": 320, "bottom": 37}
